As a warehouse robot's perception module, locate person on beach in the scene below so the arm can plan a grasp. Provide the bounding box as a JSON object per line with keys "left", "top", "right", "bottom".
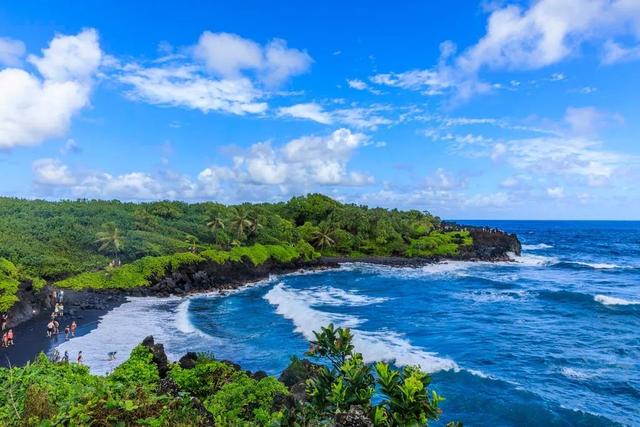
{"left": 54, "top": 303, "right": 60, "bottom": 317}
{"left": 51, "top": 349, "right": 60, "bottom": 362}
{"left": 58, "top": 290, "right": 64, "bottom": 303}
{"left": 50, "top": 290, "right": 57, "bottom": 306}
{"left": 64, "top": 325, "right": 70, "bottom": 339}
{"left": 62, "top": 350, "right": 69, "bottom": 363}
{"left": 2, "top": 332, "right": 7, "bottom": 347}
{"left": 1, "top": 314, "right": 7, "bottom": 331}
{"left": 47, "top": 320, "right": 54, "bottom": 337}
{"left": 108, "top": 351, "right": 117, "bottom": 361}
{"left": 70, "top": 320, "right": 77, "bottom": 337}
{"left": 59, "top": 303, "right": 64, "bottom": 317}
{"left": 77, "top": 351, "right": 83, "bottom": 364}
{"left": 6, "top": 329, "right": 13, "bottom": 346}
{"left": 53, "top": 319, "right": 60, "bottom": 335}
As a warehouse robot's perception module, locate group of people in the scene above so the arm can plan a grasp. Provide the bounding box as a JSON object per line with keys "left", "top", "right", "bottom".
{"left": 50, "top": 349, "right": 84, "bottom": 364}
{"left": 1, "top": 314, "right": 14, "bottom": 347}
{"left": 47, "top": 289, "right": 77, "bottom": 340}
{"left": 47, "top": 318, "right": 76, "bottom": 339}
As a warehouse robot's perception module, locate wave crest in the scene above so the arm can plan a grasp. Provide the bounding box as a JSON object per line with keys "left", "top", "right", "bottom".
{"left": 522, "top": 243, "right": 553, "bottom": 250}
{"left": 594, "top": 294, "right": 640, "bottom": 306}
{"left": 264, "top": 283, "right": 458, "bottom": 373}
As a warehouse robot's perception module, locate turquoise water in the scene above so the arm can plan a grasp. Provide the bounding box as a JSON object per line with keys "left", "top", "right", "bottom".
{"left": 56, "top": 221, "right": 640, "bottom": 426}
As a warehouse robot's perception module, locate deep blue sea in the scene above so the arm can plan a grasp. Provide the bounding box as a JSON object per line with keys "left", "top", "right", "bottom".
{"left": 54, "top": 221, "right": 640, "bottom": 426}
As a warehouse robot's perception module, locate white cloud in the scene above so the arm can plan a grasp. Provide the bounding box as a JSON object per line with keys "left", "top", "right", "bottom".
{"left": 60, "top": 138, "right": 81, "bottom": 154}
{"left": 28, "top": 29, "right": 102, "bottom": 82}
{"left": 0, "top": 37, "right": 25, "bottom": 66}
{"left": 547, "top": 186, "right": 565, "bottom": 199}
{"left": 261, "top": 39, "right": 312, "bottom": 87}
{"left": 424, "top": 168, "right": 467, "bottom": 190}
{"left": 193, "top": 31, "right": 311, "bottom": 86}
{"left": 493, "top": 136, "right": 625, "bottom": 186}
{"left": 194, "top": 31, "right": 262, "bottom": 77}
{"left": 602, "top": 39, "right": 640, "bottom": 64}
{"left": 347, "top": 79, "right": 368, "bottom": 90}
{"left": 119, "top": 64, "right": 267, "bottom": 115}
{"left": 32, "top": 129, "right": 373, "bottom": 201}
{"left": 0, "top": 29, "right": 101, "bottom": 149}
{"left": 32, "top": 158, "right": 76, "bottom": 185}
{"left": 118, "top": 31, "right": 311, "bottom": 115}
{"left": 563, "top": 106, "right": 622, "bottom": 136}
{"left": 371, "top": 0, "right": 640, "bottom": 100}
{"left": 277, "top": 102, "right": 332, "bottom": 124}
{"left": 277, "top": 102, "right": 395, "bottom": 130}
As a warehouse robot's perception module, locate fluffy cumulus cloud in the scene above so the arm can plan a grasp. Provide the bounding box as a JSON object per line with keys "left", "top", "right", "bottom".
{"left": 118, "top": 31, "right": 311, "bottom": 115}
{"left": 32, "top": 158, "right": 76, "bottom": 185}
{"left": 32, "top": 129, "right": 373, "bottom": 201}
{"left": 199, "top": 128, "right": 373, "bottom": 194}
{"left": 0, "top": 29, "right": 102, "bottom": 149}
{"left": 370, "top": 0, "right": 640, "bottom": 99}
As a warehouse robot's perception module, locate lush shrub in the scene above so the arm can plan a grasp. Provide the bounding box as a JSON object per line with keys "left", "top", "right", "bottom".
{"left": 0, "top": 258, "right": 20, "bottom": 312}
{"left": 205, "top": 375, "right": 288, "bottom": 425}
{"left": 406, "top": 231, "right": 472, "bottom": 257}
{"left": 108, "top": 345, "right": 160, "bottom": 388}
{"left": 169, "top": 356, "right": 241, "bottom": 398}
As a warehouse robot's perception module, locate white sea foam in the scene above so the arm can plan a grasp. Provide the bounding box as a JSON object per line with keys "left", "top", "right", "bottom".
{"left": 508, "top": 253, "right": 557, "bottom": 266}
{"left": 594, "top": 294, "right": 640, "bottom": 306}
{"left": 295, "top": 286, "right": 389, "bottom": 306}
{"left": 574, "top": 262, "right": 620, "bottom": 270}
{"left": 460, "top": 289, "right": 530, "bottom": 303}
{"left": 264, "top": 283, "right": 458, "bottom": 373}
{"left": 52, "top": 296, "right": 217, "bottom": 375}
{"left": 560, "top": 367, "right": 596, "bottom": 380}
{"left": 522, "top": 243, "right": 553, "bottom": 250}
{"left": 339, "top": 261, "right": 477, "bottom": 279}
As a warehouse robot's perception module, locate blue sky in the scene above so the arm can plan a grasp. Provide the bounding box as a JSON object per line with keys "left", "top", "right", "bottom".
{"left": 0, "top": 0, "right": 639, "bottom": 219}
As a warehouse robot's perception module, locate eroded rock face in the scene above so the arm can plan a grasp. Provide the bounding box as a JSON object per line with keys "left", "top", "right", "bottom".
{"left": 465, "top": 227, "right": 521, "bottom": 260}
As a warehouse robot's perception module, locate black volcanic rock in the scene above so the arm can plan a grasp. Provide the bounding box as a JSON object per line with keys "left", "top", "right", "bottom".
{"left": 142, "top": 336, "right": 170, "bottom": 377}
{"left": 179, "top": 351, "right": 199, "bottom": 369}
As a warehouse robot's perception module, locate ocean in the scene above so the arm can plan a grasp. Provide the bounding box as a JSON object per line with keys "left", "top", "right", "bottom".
{"left": 53, "top": 221, "right": 640, "bottom": 426}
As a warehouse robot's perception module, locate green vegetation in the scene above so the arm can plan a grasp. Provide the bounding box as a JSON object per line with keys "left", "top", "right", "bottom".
{"left": 55, "top": 243, "right": 315, "bottom": 290}
{"left": 0, "top": 258, "right": 20, "bottom": 312}
{"left": 0, "top": 326, "right": 459, "bottom": 426}
{"left": 0, "top": 194, "right": 473, "bottom": 310}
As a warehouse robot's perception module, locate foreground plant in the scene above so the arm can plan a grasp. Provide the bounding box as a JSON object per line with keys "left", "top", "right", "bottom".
{"left": 304, "top": 324, "right": 460, "bottom": 426}
{"left": 0, "top": 327, "right": 461, "bottom": 426}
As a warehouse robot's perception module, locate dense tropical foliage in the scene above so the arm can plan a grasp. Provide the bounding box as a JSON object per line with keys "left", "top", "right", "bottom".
{"left": 0, "top": 325, "right": 459, "bottom": 426}
{"left": 0, "top": 194, "right": 472, "bottom": 310}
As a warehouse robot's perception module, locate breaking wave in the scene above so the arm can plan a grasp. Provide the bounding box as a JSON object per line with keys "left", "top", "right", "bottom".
{"left": 264, "top": 282, "right": 459, "bottom": 373}
{"left": 522, "top": 243, "right": 553, "bottom": 250}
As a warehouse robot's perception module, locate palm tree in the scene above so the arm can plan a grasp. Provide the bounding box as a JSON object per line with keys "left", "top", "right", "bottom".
{"left": 95, "top": 222, "right": 123, "bottom": 264}
{"left": 206, "top": 215, "right": 226, "bottom": 243}
{"left": 229, "top": 208, "right": 252, "bottom": 241}
{"left": 311, "top": 224, "right": 335, "bottom": 251}
{"left": 185, "top": 235, "right": 198, "bottom": 253}
{"left": 247, "top": 213, "right": 263, "bottom": 236}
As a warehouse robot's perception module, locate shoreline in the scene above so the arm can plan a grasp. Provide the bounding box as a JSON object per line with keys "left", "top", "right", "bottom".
{"left": 1, "top": 249, "right": 519, "bottom": 368}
